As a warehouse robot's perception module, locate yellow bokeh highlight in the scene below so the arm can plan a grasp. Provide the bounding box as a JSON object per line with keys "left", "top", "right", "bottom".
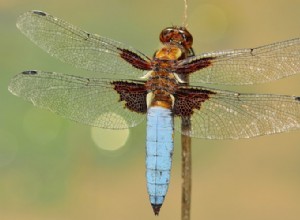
{"left": 91, "top": 113, "right": 129, "bottom": 151}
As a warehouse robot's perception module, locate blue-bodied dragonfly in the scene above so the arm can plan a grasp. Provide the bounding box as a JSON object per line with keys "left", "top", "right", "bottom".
{"left": 8, "top": 11, "right": 300, "bottom": 215}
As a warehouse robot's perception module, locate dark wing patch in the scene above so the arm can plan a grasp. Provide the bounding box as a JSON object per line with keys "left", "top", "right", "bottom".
{"left": 118, "top": 48, "right": 152, "bottom": 71}
{"left": 174, "top": 57, "right": 215, "bottom": 74}
{"left": 174, "top": 88, "right": 215, "bottom": 117}
{"left": 112, "top": 81, "right": 147, "bottom": 114}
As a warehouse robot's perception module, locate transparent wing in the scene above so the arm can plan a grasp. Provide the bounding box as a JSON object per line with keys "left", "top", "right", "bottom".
{"left": 8, "top": 71, "right": 147, "bottom": 129}
{"left": 177, "top": 38, "right": 300, "bottom": 85}
{"left": 16, "top": 11, "right": 151, "bottom": 79}
{"left": 174, "top": 87, "right": 300, "bottom": 139}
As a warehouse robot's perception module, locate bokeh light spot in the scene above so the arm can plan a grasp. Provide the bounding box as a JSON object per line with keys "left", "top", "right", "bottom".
{"left": 91, "top": 113, "right": 129, "bottom": 151}
{"left": 91, "top": 127, "right": 129, "bottom": 151}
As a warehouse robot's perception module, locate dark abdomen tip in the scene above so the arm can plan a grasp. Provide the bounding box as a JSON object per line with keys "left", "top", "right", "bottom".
{"left": 151, "top": 204, "right": 162, "bottom": 216}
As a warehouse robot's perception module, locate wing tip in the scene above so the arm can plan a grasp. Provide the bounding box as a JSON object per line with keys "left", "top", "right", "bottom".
{"left": 8, "top": 70, "right": 39, "bottom": 95}
{"left": 7, "top": 85, "right": 16, "bottom": 96}
{"left": 16, "top": 10, "right": 47, "bottom": 29}
{"left": 8, "top": 80, "right": 19, "bottom": 96}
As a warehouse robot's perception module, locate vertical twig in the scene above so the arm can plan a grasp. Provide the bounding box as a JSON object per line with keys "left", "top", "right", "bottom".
{"left": 182, "top": 0, "right": 189, "bottom": 27}
{"left": 181, "top": 1, "right": 192, "bottom": 218}
{"left": 181, "top": 117, "right": 192, "bottom": 220}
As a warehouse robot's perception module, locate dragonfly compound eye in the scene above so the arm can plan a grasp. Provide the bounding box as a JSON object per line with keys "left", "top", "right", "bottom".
{"left": 159, "top": 26, "right": 193, "bottom": 49}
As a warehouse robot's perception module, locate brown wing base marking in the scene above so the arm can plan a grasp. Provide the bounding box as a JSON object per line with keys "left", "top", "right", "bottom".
{"left": 175, "top": 57, "right": 215, "bottom": 74}
{"left": 174, "top": 88, "right": 216, "bottom": 117}
{"left": 117, "top": 48, "right": 152, "bottom": 70}
{"left": 118, "top": 47, "right": 215, "bottom": 75}
{"left": 112, "top": 81, "right": 147, "bottom": 113}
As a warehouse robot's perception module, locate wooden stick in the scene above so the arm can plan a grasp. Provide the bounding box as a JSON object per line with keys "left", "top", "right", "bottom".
{"left": 181, "top": 117, "right": 192, "bottom": 220}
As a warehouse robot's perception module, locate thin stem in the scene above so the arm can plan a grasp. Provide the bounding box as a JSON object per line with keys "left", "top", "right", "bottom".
{"left": 181, "top": 117, "right": 192, "bottom": 220}
{"left": 182, "top": 0, "right": 189, "bottom": 27}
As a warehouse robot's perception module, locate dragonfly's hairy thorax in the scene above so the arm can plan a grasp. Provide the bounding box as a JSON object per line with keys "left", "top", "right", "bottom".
{"left": 145, "top": 44, "right": 186, "bottom": 109}
{"left": 145, "top": 71, "right": 178, "bottom": 109}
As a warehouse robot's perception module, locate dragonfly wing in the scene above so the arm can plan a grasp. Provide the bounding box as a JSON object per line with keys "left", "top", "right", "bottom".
{"left": 174, "top": 87, "right": 300, "bottom": 139}
{"left": 8, "top": 71, "right": 147, "bottom": 129}
{"left": 175, "top": 38, "right": 300, "bottom": 85}
{"left": 16, "top": 11, "right": 151, "bottom": 79}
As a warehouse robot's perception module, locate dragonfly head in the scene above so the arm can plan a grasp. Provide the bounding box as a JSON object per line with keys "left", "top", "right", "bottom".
{"left": 159, "top": 26, "right": 193, "bottom": 50}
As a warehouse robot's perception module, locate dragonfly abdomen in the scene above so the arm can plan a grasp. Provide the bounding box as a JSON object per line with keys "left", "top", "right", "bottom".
{"left": 146, "top": 106, "right": 174, "bottom": 215}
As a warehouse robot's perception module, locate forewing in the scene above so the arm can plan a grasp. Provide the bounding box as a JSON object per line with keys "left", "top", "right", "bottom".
{"left": 16, "top": 11, "right": 151, "bottom": 79}
{"left": 176, "top": 38, "right": 300, "bottom": 85}
{"left": 174, "top": 87, "right": 300, "bottom": 139}
{"left": 8, "top": 71, "right": 147, "bottom": 129}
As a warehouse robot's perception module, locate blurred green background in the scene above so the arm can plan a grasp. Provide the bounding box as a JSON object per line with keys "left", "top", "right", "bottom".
{"left": 1, "top": 0, "right": 300, "bottom": 219}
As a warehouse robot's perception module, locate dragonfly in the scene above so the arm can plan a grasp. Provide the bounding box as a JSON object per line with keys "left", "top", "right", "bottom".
{"left": 8, "top": 10, "right": 300, "bottom": 215}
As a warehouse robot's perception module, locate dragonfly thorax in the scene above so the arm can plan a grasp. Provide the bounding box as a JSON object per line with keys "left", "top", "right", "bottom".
{"left": 151, "top": 44, "right": 187, "bottom": 73}
{"left": 154, "top": 45, "right": 183, "bottom": 60}
{"left": 145, "top": 71, "right": 178, "bottom": 109}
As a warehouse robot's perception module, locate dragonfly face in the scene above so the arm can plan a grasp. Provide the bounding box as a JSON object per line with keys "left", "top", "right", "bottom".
{"left": 8, "top": 10, "right": 300, "bottom": 215}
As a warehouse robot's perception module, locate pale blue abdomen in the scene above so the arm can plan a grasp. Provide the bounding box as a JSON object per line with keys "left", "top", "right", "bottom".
{"left": 146, "top": 106, "right": 174, "bottom": 214}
